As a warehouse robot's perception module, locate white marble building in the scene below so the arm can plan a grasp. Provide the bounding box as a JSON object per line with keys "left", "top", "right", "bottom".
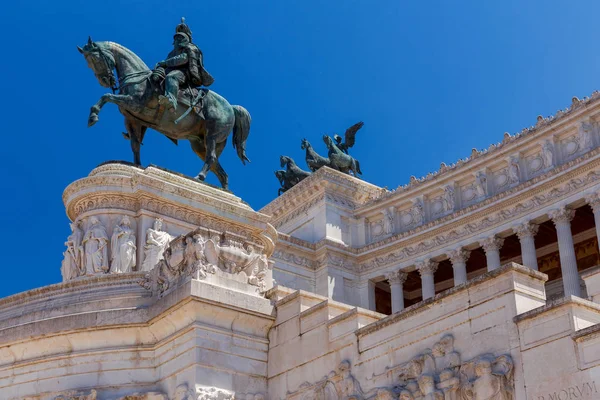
{"left": 3, "top": 92, "right": 600, "bottom": 399}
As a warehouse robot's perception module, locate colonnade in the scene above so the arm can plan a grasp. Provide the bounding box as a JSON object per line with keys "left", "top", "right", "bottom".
{"left": 380, "top": 196, "right": 600, "bottom": 314}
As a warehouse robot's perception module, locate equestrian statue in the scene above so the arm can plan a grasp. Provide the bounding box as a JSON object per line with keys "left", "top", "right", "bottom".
{"left": 78, "top": 18, "right": 251, "bottom": 190}
{"left": 324, "top": 121, "right": 363, "bottom": 176}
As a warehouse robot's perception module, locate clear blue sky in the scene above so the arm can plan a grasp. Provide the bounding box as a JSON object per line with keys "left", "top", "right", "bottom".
{"left": 1, "top": 1, "right": 599, "bottom": 297}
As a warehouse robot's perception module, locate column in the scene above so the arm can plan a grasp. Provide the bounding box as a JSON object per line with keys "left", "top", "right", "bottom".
{"left": 416, "top": 259, "right": 439, "bottom": 300}
{"left": 386, "top": 270, "right": 408, "bottom": 313}
{"left": 586, "top": 192, "right": 600, "bottom": 254}
{"left": 549, "top": 206, "right": 581, "bottom": 298}
{"left": 448, "top": 248, "right": 471, "bottom": 285}
{"left": 514, "top": 222, "right": 540, "bottom": 270}
{"left": 481, "top": 235, "right": 505, "bottom": 271}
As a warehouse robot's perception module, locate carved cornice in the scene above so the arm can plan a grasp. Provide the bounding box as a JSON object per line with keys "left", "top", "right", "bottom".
{"left": 360, "top": 91, "right": 600, "bottom": 212}
{"left": 358, "top": 151, "right": 600, "bottom": 272}
{"left": 64, "top": 163, "right": 278, "bottom": 257}
{"left": 260, "top": 167, "right": 386, "bottom": 226}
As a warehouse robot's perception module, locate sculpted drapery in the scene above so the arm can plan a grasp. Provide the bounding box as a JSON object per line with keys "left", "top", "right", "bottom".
{"left": 83, "top": 217, "right": 109, "bottom": 274}
{"left": 110, "top": 216, "right": 136, "bottom": 273}
{"left": 142, "top": 218, "right": 174, "bottom": 272}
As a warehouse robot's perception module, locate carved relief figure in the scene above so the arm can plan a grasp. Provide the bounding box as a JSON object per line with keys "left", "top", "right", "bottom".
{"left": 412, "top": 198, "right": 424, "bottom": 225}
{"left": 418, "top": 374, "right": 443, "bottom": 400}
{"left": 82, "top": 217, "right": 109, "bottom": 274}
{"left": 110, "top": 216, "right": 136, "bottom": 273}
{"left": 382, "top": 207, "right": 395, "bottom": 235}
{"left": 541, "top": 140, "right": 554, "bottom": 168}
{"left": 334, "top": 361, "right": 364, "bottom": 399}
{"left": 579, "top": 120, "right": 595, "bottom": 151}
{"left": 474, "top": 172, "right": 487, "bottom": 198}
{"left": 61, "top": 220, "right": 84, "bottom": 281}
{"left": 54, "top": 389, "right": 98, "bottom": 400}
{"left": 204, "top": 235, "right": 270, "bottom": 291}
{"left": 142, "top": 218, "right": 173, "bottom": 272}
{"left": 196, "top": 386, "right": 235, "bottom": 400}
{"left": 173, "top": 383, "right": 196, "bottom": 400}
{"left": 443, "top": 185, "right": 455, "bottom": 212}
{"left": 508, "top": 157, "right": 520, "bottom": 184}
{"left": 460, "top": 355, "right": 514, "bottom": 400}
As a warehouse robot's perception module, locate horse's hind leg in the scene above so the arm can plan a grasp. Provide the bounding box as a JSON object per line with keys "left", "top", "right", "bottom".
{"left": 211, "top": 141, "right": 229, "bottom": 190}
{"left": 189, "top": 138, "right": 229, "bottom": 189}
{"left": 196, "top": 121, "right": 228, "bottom": 185}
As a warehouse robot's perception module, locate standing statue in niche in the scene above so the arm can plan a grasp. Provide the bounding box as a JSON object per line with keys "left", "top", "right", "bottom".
{"left": 142, "top": 218, "right": 174, "bottom": 272}
{"left": 110, "top": 216, "right": 137, "bottom": 273}
{"left": 61, "top": 220, "right": 84, "bottom": 281}
{"left": 82, "top": 217, "right": 109, "bottom": 274}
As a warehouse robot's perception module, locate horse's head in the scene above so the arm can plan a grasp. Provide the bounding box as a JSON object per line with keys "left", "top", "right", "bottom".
{"left": 274, "top": 170, "right": 285, "bottom": 183}
{"left": 280, "top": 156, "right": 290, "bottom": 168}
{"left": 78, "top": 37, "right": 116, "bottom": 89}
{"left": 300, "top": 138, "right": 310, "bottom": 150}
{"left": 323, "top": 135, "right": 333, "bottom": 149}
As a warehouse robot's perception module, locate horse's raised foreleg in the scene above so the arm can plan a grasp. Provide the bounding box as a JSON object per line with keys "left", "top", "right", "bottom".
{"left": 88, "top": 93, "right": 141, "bottom": 127}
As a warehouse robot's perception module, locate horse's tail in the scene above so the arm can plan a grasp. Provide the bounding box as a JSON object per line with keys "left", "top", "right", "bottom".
{"left": 355, "top": 159, "right": 363, "bottom": 175}
{"left": 232, "top": 105, "right": 251, "bottom": 165}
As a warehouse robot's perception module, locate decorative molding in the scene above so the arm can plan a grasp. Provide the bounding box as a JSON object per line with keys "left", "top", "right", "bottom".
{"left": 286, "top": 334, "right": 514, "bottom": 400}
{"left": 358, "top": 151, "right": 600, "bottom": 272}
{"left": 514, "top": 221, "right": 539, "bottom": 239}
{"left": 448, "top": 248, "right": 471, "bottom": 265}
{"left": 386, "top": 270, "right": 408, "bottom": 285}
{"left": 362, "top": 91, "right": 600, "bottom": 208}
{"left": 480, "top": 236, "right": 505, "bottom": 253}
{"left": 416, "top": 259, "right": 438, "bottom": 276}
{"left": 549, "top": 206, "right": 576, "bottom": 225}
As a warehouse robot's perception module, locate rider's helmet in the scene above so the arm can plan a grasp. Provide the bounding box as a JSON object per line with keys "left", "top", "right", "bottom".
{"left": 175, "top": 17, "right": 193, "bottom": 42}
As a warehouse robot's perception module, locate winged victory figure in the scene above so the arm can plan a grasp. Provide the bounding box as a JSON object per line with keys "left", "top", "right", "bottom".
{"left": 333, "top": 121, "right": 364, "bottom": 154}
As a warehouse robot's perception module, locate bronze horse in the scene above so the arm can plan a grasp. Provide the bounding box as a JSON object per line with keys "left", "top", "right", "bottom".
{"left": 78, "top": 38, "right": 251, "bottom": 190}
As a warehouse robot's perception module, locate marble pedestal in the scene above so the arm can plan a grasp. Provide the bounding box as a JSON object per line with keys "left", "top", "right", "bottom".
{"left": 0, "top": 163, "right": 278, "bottom": 400}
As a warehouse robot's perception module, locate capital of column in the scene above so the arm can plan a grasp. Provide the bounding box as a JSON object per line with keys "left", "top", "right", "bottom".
{"left": 386, "top": 270, "right": 408, "bottom": 285}
{"left": 416, "top": 259, "right": 439, "bottom": 276}
{"left": 549, "top": 206, "right": 575, "bottom": 225}
{"left": 514, "top": 221, "right": 540, "bottom": 239}
{"left": 481, "top": 235, "right": 505, "bottom": 253}
{"left": 586, "top": 192, "right": 600, "bottom": 213}
{"left": 448, "top": 248, "right": 471, "bottom": 264}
